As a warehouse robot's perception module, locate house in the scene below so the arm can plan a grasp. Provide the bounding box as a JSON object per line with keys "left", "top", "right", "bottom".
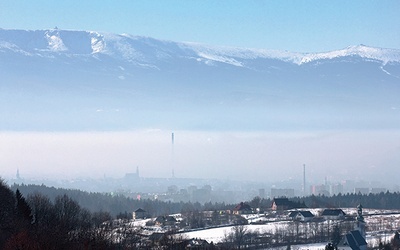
{"left": 133, "top": 208, "right": 147, "bottom": 220}
{"left": 288, "top": 210, "right": 315, "bottom": 222}
{"left": 148, "top": 234, "right": 211, "bottom": 249}
{"left": 271, "top": 198, "right": 293, "bottom": 210}
{"left": 179, "top": 239, "right": 211, "bottom": 249}
{"left": 337, "top": 230, "right": 367, "bottom": 250}
{"left": 233, "top": 202, "right": 253, "bottom": 215}
{"left": 147, "top": 232, "right": 166, "bottom": 247}
{"left": 155, "top": 215, "right": 177, "bottom": 227}
{"left": 321, "top": 208, "right": 346, "bottom": 220}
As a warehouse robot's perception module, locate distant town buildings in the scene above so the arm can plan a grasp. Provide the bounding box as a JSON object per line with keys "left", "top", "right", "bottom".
{"left": 7, "top": 167, "right": 392, "bottom": 206}
{"left": 310, "top": 180, "right": 386, "bottom": 197}
{"left": 271, "top": 188, "right": 295, "bottom": 198}
{"left": 124, "top": 166, "right": 140, "bottom": 182}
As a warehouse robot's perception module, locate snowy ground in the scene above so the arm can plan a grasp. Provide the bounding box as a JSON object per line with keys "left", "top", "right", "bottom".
{"left": 179, "top": 208, "right": 400, "bottom": 245}
{"left": 117, "top": 208, "right": 400, "bottom": 247}
{"left": 252, "top": 244, "right": 327, "bottom": 250}
{"left": 180, "top": 222, "right": 297, "bottom": 244}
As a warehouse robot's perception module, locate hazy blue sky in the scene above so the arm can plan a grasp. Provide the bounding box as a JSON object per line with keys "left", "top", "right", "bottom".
{"left": 0, "top": 0, "right": 399, "bottom": 52}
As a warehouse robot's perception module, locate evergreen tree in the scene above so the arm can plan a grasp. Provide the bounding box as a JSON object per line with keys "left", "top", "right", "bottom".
{"left": 0, "top": 179, "right": 17, "bottom": 248}
{"left": 15, "top": 189, "right": 33, "bottom": 225}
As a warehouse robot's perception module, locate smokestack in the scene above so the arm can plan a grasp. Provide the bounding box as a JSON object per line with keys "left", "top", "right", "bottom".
{"left": 303, "top": 164, "right": 306, "bottom": 196}
{"left": 171, "top": 132, "right": 175, "bottom": 178}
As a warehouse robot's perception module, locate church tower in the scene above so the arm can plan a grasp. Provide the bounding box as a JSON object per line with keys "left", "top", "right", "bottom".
{"left": 356, "top": 204, "right": 366, "bottom": 238}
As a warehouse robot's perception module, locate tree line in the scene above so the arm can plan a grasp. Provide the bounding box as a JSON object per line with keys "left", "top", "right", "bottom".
{"left": 10, "top": 183, "right": 233, "bottom": 217}
{"left": 292, "top": 191, "right": 400, "bottom": 209}
{"left": 10, "top": 183, "right": 400, "bottom": 219}
{"left": 244, "top": 192, "right": 400, "bottom": 211}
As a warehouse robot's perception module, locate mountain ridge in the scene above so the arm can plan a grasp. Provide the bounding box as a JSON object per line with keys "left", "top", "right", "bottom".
{"left": 1, "top": 28, "right": 400, "bottom": 67}
{"left": 0, "top": 28, "right": 400, "bottom": 131}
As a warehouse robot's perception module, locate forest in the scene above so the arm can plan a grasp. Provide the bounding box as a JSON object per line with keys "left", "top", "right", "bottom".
{"left": 11, "top": 183, "right": 400, "bottom": 218}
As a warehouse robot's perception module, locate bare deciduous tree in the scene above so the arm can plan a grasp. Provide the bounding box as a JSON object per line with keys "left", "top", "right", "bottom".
{"left": 222, "top": 224, "right": 251, "bottom": 249}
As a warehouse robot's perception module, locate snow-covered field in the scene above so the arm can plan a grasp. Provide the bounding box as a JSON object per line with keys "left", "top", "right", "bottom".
{"left": 179, "top": 208, "right": 400, "bottom": 245}
{"left": 115, "top": 208, "right": 400, "bottom": 248}
{"left": 180, "top": 222, "right": 287, "bottom": 244}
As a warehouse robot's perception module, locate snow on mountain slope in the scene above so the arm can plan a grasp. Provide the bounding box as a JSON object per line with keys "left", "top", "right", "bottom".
{"left": 1, "top": 29, "right": 400, "bottom": 67}
{"left": 299, "top": 45, "right": 400, "bottom": 65}
{"left": 1, "top": 28, "right": 400, "bottom": 131}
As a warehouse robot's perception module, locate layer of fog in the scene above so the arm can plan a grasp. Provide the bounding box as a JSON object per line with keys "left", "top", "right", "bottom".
{"left": 1, "top": 130, "right": 399, "bottom": 184}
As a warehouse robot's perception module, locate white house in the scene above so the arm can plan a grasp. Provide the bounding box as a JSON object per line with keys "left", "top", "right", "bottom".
{"left": 289, "top": 210, "right": 315, "bottom": 222}
{"left": 321, "top": 208, "right": 346, "bottom": 220}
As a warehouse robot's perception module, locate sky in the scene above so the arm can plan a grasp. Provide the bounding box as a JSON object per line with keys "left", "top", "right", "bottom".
{"left": 0, "top": 0, "right": 399, "bottom": 52}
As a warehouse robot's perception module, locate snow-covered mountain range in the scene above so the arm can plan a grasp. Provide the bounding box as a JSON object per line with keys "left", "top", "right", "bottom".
{"left": 2, "top": 29, "right": 400, "bottom": 66}
{"left": 1, "top": 29, "right": 399, "bottom": 131}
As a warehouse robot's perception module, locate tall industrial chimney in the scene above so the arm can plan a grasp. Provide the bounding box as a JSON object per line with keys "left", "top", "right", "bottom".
{"left": 303, "top": 164, "right": 306, "bottom": 196}
{"left": 171, "top": 132, "right": 175, "bottom": 178}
